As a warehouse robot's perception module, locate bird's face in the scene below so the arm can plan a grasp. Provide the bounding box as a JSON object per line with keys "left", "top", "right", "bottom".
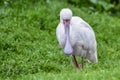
{"left": 60, "top": 8, "right": 73, "bottom": 54}
{"left": 63, "top": 19, "right": 70, "bottom": 25}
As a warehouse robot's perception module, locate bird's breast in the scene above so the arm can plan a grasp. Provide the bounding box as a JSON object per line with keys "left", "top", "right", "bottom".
{"left": 56, "top": 24, "right": 76, "bottom": 48}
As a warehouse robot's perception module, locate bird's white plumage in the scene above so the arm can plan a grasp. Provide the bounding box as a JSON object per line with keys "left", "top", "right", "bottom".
{"left": 56, "top": 8, "right": 98, "bottom": 62}
{"left": 60, "top": 8, "right": 72, "bottom": 20}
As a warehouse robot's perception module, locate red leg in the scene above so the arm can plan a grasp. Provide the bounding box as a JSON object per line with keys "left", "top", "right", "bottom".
{"left": 72, "top": 55, "right": 79, "bottom": 69}
{"left": 81, "top": 57, "right": 84, "bottom": 69}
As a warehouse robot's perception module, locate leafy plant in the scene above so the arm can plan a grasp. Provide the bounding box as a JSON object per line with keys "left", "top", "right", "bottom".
{"left": 0, "top": 0, "right": 120, "bottom": 80}
{"left": 90, "top": 0, "right": 114, "bottom": 11}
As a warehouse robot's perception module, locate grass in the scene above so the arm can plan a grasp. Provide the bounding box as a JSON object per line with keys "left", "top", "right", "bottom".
{"left": 0, "top": 0, "right": 120, "bottom": 80}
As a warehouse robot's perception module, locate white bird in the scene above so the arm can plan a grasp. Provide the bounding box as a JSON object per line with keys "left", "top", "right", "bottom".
{"left": 56, "top": 8, "right": 98, "bottom": 69}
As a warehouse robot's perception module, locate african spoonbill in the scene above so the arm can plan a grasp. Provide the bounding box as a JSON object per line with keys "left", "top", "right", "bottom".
{"left": 56, "top": 8, "right": 98, "bottom": 69}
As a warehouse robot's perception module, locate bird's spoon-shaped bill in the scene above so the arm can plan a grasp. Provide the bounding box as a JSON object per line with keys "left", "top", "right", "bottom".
{"left": 64, "top": 22, "right": 73, "bottom": 54}
{"left": 64, "top": 37, "right": 73, "bottom": 54}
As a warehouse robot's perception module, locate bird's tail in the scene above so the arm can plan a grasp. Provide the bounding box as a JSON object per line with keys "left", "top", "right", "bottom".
{"left": 87, "top": 51, "right": 98, "bottom": 63}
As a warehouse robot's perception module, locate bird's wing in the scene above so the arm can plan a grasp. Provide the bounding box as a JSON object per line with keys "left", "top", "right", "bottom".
{"left": 71, "top": 16, "right": 93, "bottom": 30}
{"left": 56, "top": 23, "right": 65, "bottom": 48}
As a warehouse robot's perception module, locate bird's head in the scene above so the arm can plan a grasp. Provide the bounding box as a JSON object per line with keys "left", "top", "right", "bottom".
{"left": 60, "top": 8, "right": 72, "bottom": 25}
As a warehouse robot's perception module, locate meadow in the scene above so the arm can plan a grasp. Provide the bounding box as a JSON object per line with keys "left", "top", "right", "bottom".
{"left": 0, "top": 0, "right": 120, "bottom": 80}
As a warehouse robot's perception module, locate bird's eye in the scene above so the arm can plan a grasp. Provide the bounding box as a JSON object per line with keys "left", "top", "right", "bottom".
{"left": 63, "top": 19, "right": 70, "bottom": 24}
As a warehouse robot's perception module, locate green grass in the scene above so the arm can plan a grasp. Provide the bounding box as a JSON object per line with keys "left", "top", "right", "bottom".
{"left": 0, "top": 0, "right": 120, "bottom": 80}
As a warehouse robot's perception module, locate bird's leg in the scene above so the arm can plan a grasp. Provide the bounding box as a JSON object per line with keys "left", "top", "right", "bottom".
{"left": 72, "top": 55, "right": 79, "bottom": 69}
{"left": 81, "top": 57, "right": 84, "bottom": 69}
